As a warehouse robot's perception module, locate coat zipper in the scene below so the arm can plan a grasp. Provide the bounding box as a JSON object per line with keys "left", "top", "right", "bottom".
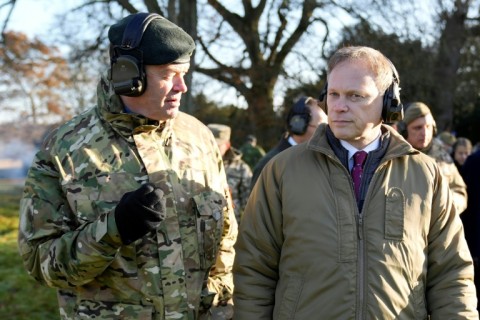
{"left": 355, "top": 170, "right": 382, "bottom": 320}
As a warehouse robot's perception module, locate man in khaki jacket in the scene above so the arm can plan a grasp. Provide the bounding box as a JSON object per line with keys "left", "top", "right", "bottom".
{"left": 233, "top": 46, "right": 477, "bottom": 319}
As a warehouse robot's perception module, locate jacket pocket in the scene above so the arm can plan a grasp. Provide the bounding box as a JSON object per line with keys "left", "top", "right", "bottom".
{"left": 75, "top": 300, "right": 153, "bottom": 319}
{"left": 193, "top": 191, "right": 225, "bottom": 270}
{"left": 275, "top": 275, "right": 304, "bottom": 320}
{"left": 385, "top": 187, "right": 405, "bottom": 241}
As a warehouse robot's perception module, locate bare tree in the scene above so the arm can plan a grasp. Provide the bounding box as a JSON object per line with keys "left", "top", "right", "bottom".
{"left": 2, "top": 0, "right": 479, "bottom": 142}
{"left": 0, "top": 31, "right": 74, "bottom": 124}
{"left": 178, "top": 0, "right": 198, "bottom": 114}
{"left": 196, "top": 0, "right": 331, "bottom": 144}
{"left": 0, "top": 0, "right": 15, "bottom": 37}
{"left": 51, "top": 0, "right": 336, "bottom": 145}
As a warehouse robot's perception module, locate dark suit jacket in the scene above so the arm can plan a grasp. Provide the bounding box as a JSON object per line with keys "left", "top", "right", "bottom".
{"left": 460, "top": 150, "right": 480, "bottom": 258}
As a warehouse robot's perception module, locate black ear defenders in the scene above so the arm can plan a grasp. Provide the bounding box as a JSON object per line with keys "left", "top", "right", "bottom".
{"left": 110, "top": 13, "right": 163, "bottom": 97}
{"left": 381, "top": 63, "right": 403, "bottom": 123}
{"left": 318, "top": 61, "right": 403, "bottom": 124}
{"left": 286, "top": 97, "right": 312, "bottom": 135}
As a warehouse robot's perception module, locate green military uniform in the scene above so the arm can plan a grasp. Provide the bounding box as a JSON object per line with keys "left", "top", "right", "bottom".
{"left": 238, "top": 141, "right": 265, "bottom": 170}
{"left": 18, "top": 74, "right": 237, "bottom": 319}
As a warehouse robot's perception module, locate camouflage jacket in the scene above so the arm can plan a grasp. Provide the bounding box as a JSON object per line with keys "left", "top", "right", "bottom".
{"left": 222, "top": 147, "right": 252, "bottom": 224}
{"left": 424, "top": 138, "right": 468, "bottom": 214}
{"left": 18, "top": 75, "right": 238, "bottom": 320}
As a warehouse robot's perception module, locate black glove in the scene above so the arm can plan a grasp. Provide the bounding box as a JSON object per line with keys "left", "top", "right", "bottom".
{"left": 114, "top": 183, "right": 166, "bottom": 245}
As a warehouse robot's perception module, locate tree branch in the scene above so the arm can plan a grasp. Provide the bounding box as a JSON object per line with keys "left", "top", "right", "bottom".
{"left": 0, "top": 0, "right": 16, "bottom": 44}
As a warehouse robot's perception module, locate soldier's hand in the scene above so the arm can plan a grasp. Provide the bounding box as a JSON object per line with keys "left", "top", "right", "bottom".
{"left": 114, "top": 183, "right": 166, "bottom": 245}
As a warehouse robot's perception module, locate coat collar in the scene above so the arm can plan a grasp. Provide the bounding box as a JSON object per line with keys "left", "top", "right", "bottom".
{"left": 307, "top": 123, "right": 418, "bottom": 160}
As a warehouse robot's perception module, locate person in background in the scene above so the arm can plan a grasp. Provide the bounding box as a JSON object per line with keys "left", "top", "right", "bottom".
{"left": 208, "top": 123, "right": 252, "bottom": 225}
{"left": 438, "top": 130, "right": 457, "bottom": 154}
{"left": 460, "top": 148, "right": 480, "bottom": 310}
{"left": 452, "top": 137, "right": 473, "bottom": 172}
{"left": 18, "top": 12, "right": 237, "bottom": 320}
{"left": 250, "top": 96, "right": 328, "bottom": 189}
{"left": 233, "top": 46, "right": 477, "bottom": 319}
{"left": 397, "top": 102, "right": 467, "bottom": 214}
{"left": 239, "top": 134, "right": 265, "bottom": 170}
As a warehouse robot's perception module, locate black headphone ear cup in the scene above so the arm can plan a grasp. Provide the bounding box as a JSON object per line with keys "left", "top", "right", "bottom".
{"left": 109, "top": 13, "right": 160, "bottom": 97}
{"left": 382, "top": 84, "right": 394, "bottom": 121}
{"left": 111, "top": 55, "right": 145, "bottom": 96}
{"left": 383, "top": 81, "right": 403, "bottom": 123}
{"left": 382, "top": 63, "right": 404, "bottom": 123}
{"left": 287, "top": 97, "right": 311, "bottom": 135}
{"left": 289, "top": 115, "right": 308, "bottom": 135}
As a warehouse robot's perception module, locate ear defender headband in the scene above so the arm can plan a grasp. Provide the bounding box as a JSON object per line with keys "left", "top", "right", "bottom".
{"left": 318, "top": 59, "right": 404, "bottom": 124}
{"left": 286, "top": 97, "right": 312, "bottom": 135}
{"left": 109, "top": 13, "right": 163, "bottom": 97}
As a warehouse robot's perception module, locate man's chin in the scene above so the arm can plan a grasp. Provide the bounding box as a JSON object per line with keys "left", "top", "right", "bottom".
{"left": 166, "top": 107, "right": 179, "bottom": 118}
{"left": 413, "top": 142, "right": 428, "bottom": 150}
{"left": 330, "top": 127, "right": 352, "bottom": 140}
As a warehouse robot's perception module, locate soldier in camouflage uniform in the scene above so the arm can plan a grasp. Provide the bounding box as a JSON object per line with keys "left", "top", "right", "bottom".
{"left": 207, "top": 124, "right": 252, "bottom": 224}
{"left": 398, "top": 101, "right": 467, "bottom": 214}
{"left": 18, "top": 12, "right": 237, "bottom": 320}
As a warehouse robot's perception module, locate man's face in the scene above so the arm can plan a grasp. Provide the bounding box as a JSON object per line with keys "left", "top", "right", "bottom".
{"left": 121, "top": 63, "right": 190, "bottom": 121}
{"left": 454, "top": 145, "right": 471, "bottom": 166}
{"left": 326, "top": 60, "right": 383, "bottom": 149}
{"left": 406, "top": 114, "right": 435, "bottom": 150}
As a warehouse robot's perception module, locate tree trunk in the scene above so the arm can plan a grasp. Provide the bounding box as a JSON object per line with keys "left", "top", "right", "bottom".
{"left": 244, "top": 83, "right": 279, "bottom": 149}
{"left": 178, "top": 0, "right": 197, "bottom": 115}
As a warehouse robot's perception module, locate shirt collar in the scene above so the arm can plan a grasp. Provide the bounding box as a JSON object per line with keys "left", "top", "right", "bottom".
{"left": 340, "top": 132, "right": 381, "bottom": 161}
{"left": 287, "top": 135, "right": 297, "bottom": 146}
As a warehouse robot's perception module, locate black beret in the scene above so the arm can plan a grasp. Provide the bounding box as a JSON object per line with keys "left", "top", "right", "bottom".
{"left": 108, "top": 13, "right": 195, "bottom": 65}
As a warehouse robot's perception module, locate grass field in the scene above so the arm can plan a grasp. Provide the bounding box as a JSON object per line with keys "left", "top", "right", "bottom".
{"left": 0, "top": 182, "right": 58, "bottom": 319}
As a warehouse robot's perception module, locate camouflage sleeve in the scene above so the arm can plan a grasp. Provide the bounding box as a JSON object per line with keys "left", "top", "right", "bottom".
{"left": 207, "top": 157, "right": 238, "bottom": 318}
{"left": 238, "top": 163, "right": 252, "bottom": 213}
{"left": 17, "top": 148, "right": 123, "bottom": 288}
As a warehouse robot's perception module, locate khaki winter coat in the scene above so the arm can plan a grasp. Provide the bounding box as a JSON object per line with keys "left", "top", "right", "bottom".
{"left": 233, "top": 124, "right": 477, "bottom": 320}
